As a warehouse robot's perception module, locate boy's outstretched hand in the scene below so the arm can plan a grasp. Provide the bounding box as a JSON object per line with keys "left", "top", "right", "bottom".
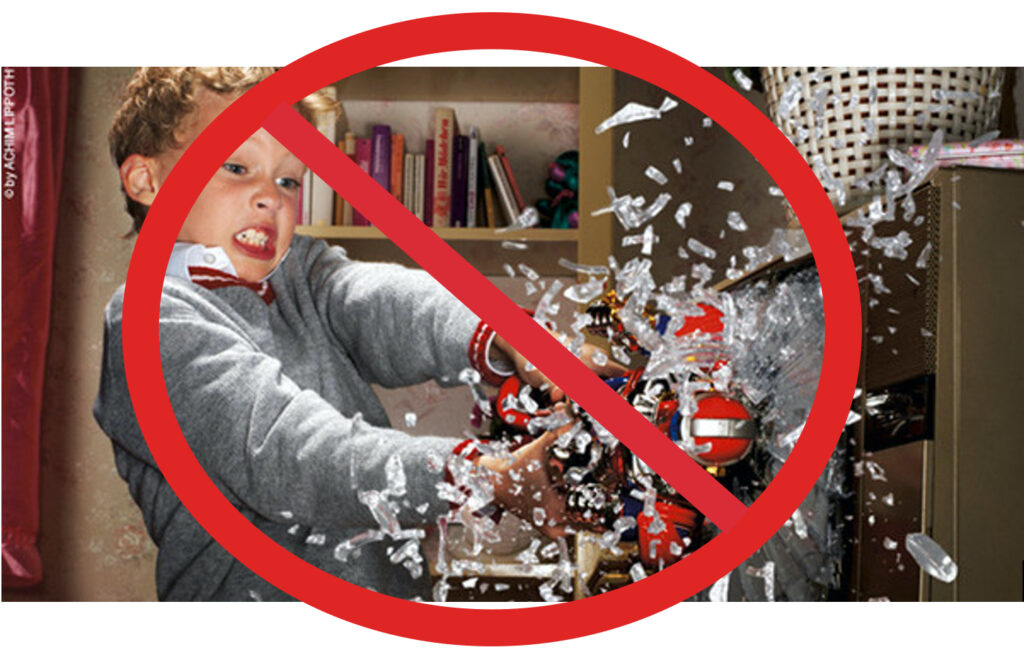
{"left": 491, "top": 330, "right": 629, "bottom": 402}
{"left": 475, "top": 412, "right": 577, "bottom": 539}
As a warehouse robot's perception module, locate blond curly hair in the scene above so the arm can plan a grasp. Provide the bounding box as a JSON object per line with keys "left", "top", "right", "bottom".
{"left": 109, "top": 67, "right": 337, "bottom": 233}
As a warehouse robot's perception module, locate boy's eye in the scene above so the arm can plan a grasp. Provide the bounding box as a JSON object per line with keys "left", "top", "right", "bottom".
{"left": 222, "top": 162, "right": 246, "bottom": 175}
{"left": 276, "top": 177, "right": 301, "bottom": 191}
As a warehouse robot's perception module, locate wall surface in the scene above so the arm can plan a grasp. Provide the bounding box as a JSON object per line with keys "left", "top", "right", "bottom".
{"left": 3, "top": 67, "right": 155, "bottom": 601}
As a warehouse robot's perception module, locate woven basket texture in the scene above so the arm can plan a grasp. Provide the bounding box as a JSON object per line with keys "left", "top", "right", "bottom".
{"left": 761, "top": 67, "right": 1005, "bottom": 208}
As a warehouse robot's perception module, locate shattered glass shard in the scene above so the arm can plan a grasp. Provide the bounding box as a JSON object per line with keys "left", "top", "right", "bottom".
{"left": 726, "top": 211, "right": 748, "bottom": 232}
{"left": 915, "top": 242, "right": 932, "bottom": 270}
{"left": 864, "top": 460, "right": 888, "bottom": 482}
{"left": 564, "top": 278, "right": 606, "bottom": 304}
{"left": 790, "top": 508, "right": 809, "bottom": 539}
{"left": 732, "top": 69, "right": 753, "bottom": 91}
{"left": 709, "top": 572, "right": 730, "bottom": 602}
{"left": 687, "top": 238, "right": 717, "bottom": 260}
{"left": 558, "top": 258, "right": 610, "bottom": 277}
{"left": 594, "top": 97, "right": 678, "bottom": 134}
{"left": 518, "top": 263, "right": 540, "bottom": 281}
{"left": 645, "top": 166, "right": 668, "bottom": 185}
{"left": 905, "top": 533, "right": 958, "bottom": 583}
{"left": 968, "top": 130, "right": 1000, "bottom": 147}
{"left": 674, "top": 202, "right": 692, "bottom": 229}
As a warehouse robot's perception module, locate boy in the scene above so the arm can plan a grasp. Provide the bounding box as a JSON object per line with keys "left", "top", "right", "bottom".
{"left": 94, "top": 68, "right": 623, "bottom": 601}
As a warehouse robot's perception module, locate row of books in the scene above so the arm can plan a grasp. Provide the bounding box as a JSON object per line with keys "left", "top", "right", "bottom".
{"left": 301, "top": 105, "right": 530, "bottom": 228}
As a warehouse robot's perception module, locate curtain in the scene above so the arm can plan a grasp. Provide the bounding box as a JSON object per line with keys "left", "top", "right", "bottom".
{"left": 2, "top": 67, "right": 71, "bottom": 587}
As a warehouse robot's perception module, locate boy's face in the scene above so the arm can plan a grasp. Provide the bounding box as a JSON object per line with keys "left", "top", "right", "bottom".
{"left": 145, "top": 89, "right": 306, "bottom": 282}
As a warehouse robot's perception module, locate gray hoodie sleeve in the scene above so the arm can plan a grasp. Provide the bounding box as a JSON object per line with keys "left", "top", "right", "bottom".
{"left": 298, "top": 240, "right": 481, "bottom": 388}
{"left": 96, "top": 284, "right": 464, "bottom": 534}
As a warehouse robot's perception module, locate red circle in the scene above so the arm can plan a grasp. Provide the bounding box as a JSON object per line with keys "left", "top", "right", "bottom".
{"left": 121, "top": 13, "right": 860, "bottom": 645}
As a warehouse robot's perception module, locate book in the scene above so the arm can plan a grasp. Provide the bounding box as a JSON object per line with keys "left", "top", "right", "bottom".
{"left": 390, "top": 133, "right": 404, "bottom": 201}
{"left": 478, "top": 141, "right": 497, "bottom": 228}
{"left": 403, "top": 152, "right": 415, "bottom": 213}
{"left": 370, "top": 125, "right": 391, "bottom": 192}
{"left": 466, "top": 127, "right": 480, "bottom": 227}
{"left": 301, "top": 171, "right": 312, "bottom": 226}
{"left": 413, "top": 154, "right": 426, "bottom": 221}
{"left": 339, "top": 131, "right": 357, "bottom": 226}
{"left": 488, "top": 154, "right": 519, "bottom": 226}
{"left": 451, "top": 134, "right": 469, "bottom": 227}
{"left": 496, "top": 144, "right": 526, "bottom": 213}
{"left": 352, "top": 137, "right": 372, "bottom": 226}
{"left": 309, "top": 86, "right": 337, "bottom": 226}
{"left": 431, "top": 108, "right": 456, "bottom": 227}
{"left": 423, "top": 139, "right": 435, "bottom": 227}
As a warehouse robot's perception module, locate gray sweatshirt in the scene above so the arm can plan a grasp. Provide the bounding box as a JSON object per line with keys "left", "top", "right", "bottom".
{"left": 94, "top": 235, "right": 480, "bottom": 600}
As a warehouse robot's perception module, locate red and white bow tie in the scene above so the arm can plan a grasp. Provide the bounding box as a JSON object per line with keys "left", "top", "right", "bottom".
{"left": 187, "top": 266, "right": 275, "bottom": 305}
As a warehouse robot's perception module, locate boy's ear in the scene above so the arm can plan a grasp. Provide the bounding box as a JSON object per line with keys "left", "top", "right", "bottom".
{"left": 119, "top": 154, "right": 160, "bottom": 206}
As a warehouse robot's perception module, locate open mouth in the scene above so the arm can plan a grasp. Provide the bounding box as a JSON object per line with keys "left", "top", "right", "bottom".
{"left": 233, "top": 227, "right": 276, "bottom": 259}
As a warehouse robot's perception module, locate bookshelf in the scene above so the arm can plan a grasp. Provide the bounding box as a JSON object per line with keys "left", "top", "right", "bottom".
{"left": 294, "top": 67, "right": 614, "bottom": 277}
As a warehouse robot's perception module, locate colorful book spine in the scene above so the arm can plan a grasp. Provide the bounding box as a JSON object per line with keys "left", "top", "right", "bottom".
{"left": 390, "top": 133, "right": 404, "bottom": 201}
{"left": 413, "top": 154, "right": 426, "bottom": 221}
{"left": 309, "top": 86, "right": 338, "bottom": 226}
{"left": 340, "top": 131, "right": 356, "bottom": 226}
{"left": 300, "top": 171, "right": 311, "bottom": 226}
{"left": 403, "top": 152, "right": 415, "bottom": 213}
{"left": 466, "top": 127, "right": 480, "bottom": 228}
{"left": 488, "top": 153, "right": 518, "bottom": 226}
{"left": 423, "top": 139, "right": 435, "bottom": 227}
{"left": 370, "top": 125, "right": 391, "bottom": 192}
{"left": 431, "top": 108, "right": 455, "bottom": 227}
{"left": 496, "top": 145, "right": 526, "bottom": 212}
{"left": 451, "top": 134, "right": 469, "bottom": 227}
{"left": 479, "top": 141, "right": 496, "bottom": 228}
{"left": 352, "top": 137, "right": 372, "bottom": 226}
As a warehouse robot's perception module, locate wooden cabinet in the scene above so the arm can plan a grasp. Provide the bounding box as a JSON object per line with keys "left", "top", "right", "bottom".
{"left": 849, "top": 168, "right": 1024, "bottom": 601}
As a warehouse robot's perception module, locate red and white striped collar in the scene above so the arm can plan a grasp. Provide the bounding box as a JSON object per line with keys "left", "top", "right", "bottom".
{"left": 167, "top": 242, "right": 283, "bottom": 305}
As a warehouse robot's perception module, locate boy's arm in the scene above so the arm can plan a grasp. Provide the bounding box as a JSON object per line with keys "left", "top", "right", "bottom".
{"left": 95, "top": 287, "right": 464, "bottom": 532}
{"left": 302, "top": 242, "right": 479, "bottom": 388}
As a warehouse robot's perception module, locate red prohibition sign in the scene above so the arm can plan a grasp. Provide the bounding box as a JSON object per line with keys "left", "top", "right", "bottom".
{"left": 121, "top": 13, "right": 860, "bottom": 645}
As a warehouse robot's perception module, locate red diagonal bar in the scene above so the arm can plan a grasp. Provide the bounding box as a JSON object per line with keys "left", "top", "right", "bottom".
{"left": 263, "top": 104, "right": 747, "bottom": 532}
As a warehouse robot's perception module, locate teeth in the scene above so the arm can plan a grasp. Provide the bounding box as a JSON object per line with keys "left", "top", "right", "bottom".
{"left": 235, "top": 228, "right": 271, "bottom": 248}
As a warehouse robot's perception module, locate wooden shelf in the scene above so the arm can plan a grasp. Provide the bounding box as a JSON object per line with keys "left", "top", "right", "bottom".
{"left": 306, "top": 67, "right": 615, "bottom": 276}
{"left": 297, "top": 225, "right": 580, "bottom": 277}
{"left": 333, "top": 67, "right": 579, "bottom": 103}
{"left": 296, "top": 226, "right": 577, "bottom": 242}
